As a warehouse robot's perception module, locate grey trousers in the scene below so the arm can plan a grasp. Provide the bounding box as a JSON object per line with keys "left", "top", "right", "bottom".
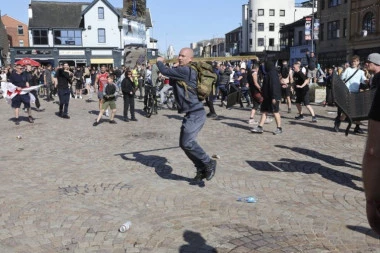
{"left": 179, "top": 109, "right": 211, "bottom": 169}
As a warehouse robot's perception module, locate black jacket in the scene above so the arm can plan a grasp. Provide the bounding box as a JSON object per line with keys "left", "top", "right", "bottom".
{"left": 262, "top": 61, "right": 281, "bottom": 101}
{"left": 121, "top": 77, "right": 135, "bottom": 97}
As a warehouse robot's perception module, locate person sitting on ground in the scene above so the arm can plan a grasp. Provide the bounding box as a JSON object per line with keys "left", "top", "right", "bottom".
{"left": 93, "top": 76, "right": 118, "bottom": 126}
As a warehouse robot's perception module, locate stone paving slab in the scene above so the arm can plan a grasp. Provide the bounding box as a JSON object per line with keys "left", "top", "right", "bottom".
{"left": 0, "top": 94, "right": 378, "bottom": 252}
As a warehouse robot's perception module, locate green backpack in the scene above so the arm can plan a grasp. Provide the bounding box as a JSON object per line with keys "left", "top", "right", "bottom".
{"left": 178, "top": 62, "right": 217, "bottom": 101}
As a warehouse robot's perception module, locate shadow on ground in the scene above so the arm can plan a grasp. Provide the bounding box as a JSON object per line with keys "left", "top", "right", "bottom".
{"left": 247, "top": 158, "right": 363, "bottom": 191}
{"left": 179, "top": 230, "right": 217, "bottom": 253}
{"left": 346, "top": 225, "right": 379, "bottom": 239}
{"left": 115, "top": 152, "right": 204, "bottom": 187}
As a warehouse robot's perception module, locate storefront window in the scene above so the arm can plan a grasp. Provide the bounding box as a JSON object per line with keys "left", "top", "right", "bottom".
{"left": 54, "top": 30, "right": 82, "bottom": 46}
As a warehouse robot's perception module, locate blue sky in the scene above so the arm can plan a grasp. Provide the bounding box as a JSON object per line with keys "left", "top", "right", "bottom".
{"left": 1, "top": 0, "right": 304, "bottom": 55}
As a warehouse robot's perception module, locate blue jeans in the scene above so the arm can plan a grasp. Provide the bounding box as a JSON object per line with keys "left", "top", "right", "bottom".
{"left": 179, "top": 109, "right": 210, "bottom": 169}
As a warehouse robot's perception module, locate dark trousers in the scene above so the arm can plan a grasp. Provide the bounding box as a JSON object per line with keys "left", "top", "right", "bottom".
{"left": 179, "top": 109, "right": 210, "bottom": 169}
{"left": 205, "top": 95, "right": 216, "bottom": 114}
{"left": 30, "top": 90, "right": 40, "bottom": 109}
{"left": 218, "top": 84, "right": 229, "bottom": 101}
{"left": 46, "top": 83, "right": 54, "bottom": 99}
{"left": 123, "top": 95, "right": 135, "bottom": 119}
{"left": 58, "top": 88, "right": 70, "bottom": 115}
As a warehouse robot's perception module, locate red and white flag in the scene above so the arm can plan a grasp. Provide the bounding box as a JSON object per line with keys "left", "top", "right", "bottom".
{"left": 1, "top": 82, "right": 41, "bottom": 105}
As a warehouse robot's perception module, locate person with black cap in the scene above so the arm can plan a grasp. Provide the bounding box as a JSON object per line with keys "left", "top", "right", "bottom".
{"left": 362, "top": 52, "right": 380, "bottom": 235}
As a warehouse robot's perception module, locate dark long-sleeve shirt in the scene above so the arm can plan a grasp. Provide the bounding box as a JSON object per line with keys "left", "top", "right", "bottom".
{"left": 55, "top": 68, "right": 72, "bottom": 89}
{"left": 121, "top": 77, "right": 135, "bottom": 97}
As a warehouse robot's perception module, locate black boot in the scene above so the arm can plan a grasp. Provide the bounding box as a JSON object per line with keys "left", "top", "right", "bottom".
{"left": 205, "top": 159, "right": 217, "bottom": 181}
{"left": 334, "top": 117, "right": 341, "bottom": 132}
{"left": 193, "top": 168, "right": 206, "bottom": 182}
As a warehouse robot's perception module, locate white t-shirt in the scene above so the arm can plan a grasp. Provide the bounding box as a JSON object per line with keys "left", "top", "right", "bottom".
{"left": 340, "top": 67, "right": 367, "bottom": 93}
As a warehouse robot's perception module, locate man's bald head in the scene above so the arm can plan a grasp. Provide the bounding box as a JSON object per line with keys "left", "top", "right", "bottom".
{"left": 178, "top": 48, "right": 194, "bottom": 66}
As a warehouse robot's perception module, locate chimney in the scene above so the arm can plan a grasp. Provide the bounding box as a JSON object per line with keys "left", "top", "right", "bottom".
{"left": 28, "top": 4, "right": 33, "bottom": 19}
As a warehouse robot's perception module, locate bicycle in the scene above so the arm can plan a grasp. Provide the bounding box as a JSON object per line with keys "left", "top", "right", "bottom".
{"left": 145, "top": 84, "right": 158, "bottom": 118}
{"left": 161, "top": 86, "right": 176, "bottom": 110}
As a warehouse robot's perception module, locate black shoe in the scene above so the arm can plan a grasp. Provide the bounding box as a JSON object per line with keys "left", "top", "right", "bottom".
{"left": 37, "top": 108, "right": 45, "bottom": 112}
{"left": 15, "top": 118, "right": 20, "bottom": 125}
{"left": 123, "top": 117, "right": 130, "bottom": 122}
{"left": 354, "top": 126, "right": 364, "bottom": 134}
{"left": 334, "top": 118, "right": 341, "bottom": 132}
{"left": 109, "top": 120, "right": 117, "bottom": 124}
{"left": 193, "top": 168, "right": 206, "bottom": 182}
{"left": 62, "top": 115, "right": 70, "bottom": 119}
{"left": 93, "top": 121, "right": 99, "bottom": 126}
{"left": 205, "top": 159, "right": 217, "bottom": 181}
{"left": 131, "top": 118, "right": 138, "bottom": 121}
{"left": 295, "top": 115, "right": 304, "bottom": 120}
{"left": 207, "top": 113, "right": 218, "bottom": 119}
{"left": 28, "top": 116, "right": 34, "bottom": 123}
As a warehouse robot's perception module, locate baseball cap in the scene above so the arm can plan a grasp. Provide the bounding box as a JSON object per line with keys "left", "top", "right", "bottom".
{"left": 366, "top": 53, "right": 380, "bottom": 65}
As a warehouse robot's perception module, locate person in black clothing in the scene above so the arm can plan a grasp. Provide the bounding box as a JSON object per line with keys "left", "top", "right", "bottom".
{"left": 251, "top": 61, "right": 282, "bottom": 135}
{"left": 306, "top": 50, "right": 317, "bottom": 83}
{"left": 293, "top": 61, "right": 317, "bottom": 122}
{"left": 8, "top": 64, "right": 34, "bottom": 125}
{"left": 205, "top": 61, "right": 218, "bottom": 119}
{"left": 217, "top": 64, "right": 231, "bottom": 107}
{"left": 238, "top": 67, "right": 251, "bottom": 108}
{"left": 121, "top": 70, "right": 137, "bottom": 122}
{"left": 25, "top": 65, "right": 44, "bottom": 112}
{"left": 73, "top": 66, "right": 84, "bottom": 99}
{"left": 156, "top": 48, "right": 217, "bottom": 182}
{"left": 55, "top": 62, "right": 73, "bottom": 119}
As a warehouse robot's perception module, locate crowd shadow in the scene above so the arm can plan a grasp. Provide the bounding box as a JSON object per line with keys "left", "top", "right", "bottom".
{"left": 247, "top": 158, "right": 362, "bottom": 191}
{"left": 220, "top": 122, "right": 249, "bottom": 131}
{"left": 115, "top": 152, "right": 204, "bottom": 187}
{"left": 275, "top": 145, "right": 361, "bottom": 170}
{"left": 179, "top": 230, "right": 217, "bottom": 253}
{"left": 288, "top": 120, "right": 338, "bottom": 133}
{"left": 346, "top": 225, "right": 379, "bottom": 239}
{"left": 162, "top": 114, "right": 183, "bottom": 121}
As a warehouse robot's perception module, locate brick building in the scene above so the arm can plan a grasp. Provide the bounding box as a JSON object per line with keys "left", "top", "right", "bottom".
{"left": 1, "top": 14, "right": 29, "bottom": 47}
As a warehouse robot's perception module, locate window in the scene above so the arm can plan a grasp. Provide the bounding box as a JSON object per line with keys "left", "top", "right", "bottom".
{"left": 249, "top": 10, "right": 252, "bottom": 18}
{"left": 327, "top": 20, "right": 340, "bottom": 39}
{"left": 298, "top": 31, "right": 303, "bottom": 45}
{"left": 328, "top": 0, "right": 341, "bottom": 7}
{"left": 98, "top": 28, "right": 106, "bottom": 43}
{"left": 363, "top": 12, "right": 376, "bottom": 34}
{"left": 269, "top": 23, "right": 275, "bottom": 31}
{"left": 320, "top": 23, "right": 324, "bottom": 41}
{"left": 258, "top": 23, "right": 264, "bottom": 31}
{"left": 269, "top": 38, "right": 274, "bottom": 47}
{"left": 280, "top": 10, "right": 285, "bottom": 16}
{"left": 54, "top": 30, "right": 82, "bottom": 45}
{"left": 249, "top": 39, "right": 252, "bottom": 46}
{"left": 32, "top": 29, "right": 48, "bottom": 45}
{"left": 19, "top": 40, "right": 24, "bottom": 47}
{"left": 249, "top": 24, "right": 252, "bottom": 33}
{"left": 98, "top": 7, "right": 104, "bottom": 19}
{"left": 269, "top": 9, "right": 275, "bottom": 16}
{"left": 258, "top": 38, "right": 264, "bottom": 47}
{"left": 321, "top": 0, "right": 325, "bottom": 10}
{"left": 258, "top": 9, "right": 264, "bottom": 16}
{"left": 17, "top": 25, "right": 24, "bottom": 35}
{"left": 343, "top": 18, "right": 347, "bottom": 37}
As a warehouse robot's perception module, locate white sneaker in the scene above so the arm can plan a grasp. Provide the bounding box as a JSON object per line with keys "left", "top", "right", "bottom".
{"left": 79, "top": 96, "right": 83, "bottom": 99}
{"left": 264, "top": 117, "right": 273, "bottom": 124}
{"left": 248, "top": 119, "right": 258, "bottom": 125}
{"left": 105, "top": 110, "right": 109, "bottom": 117}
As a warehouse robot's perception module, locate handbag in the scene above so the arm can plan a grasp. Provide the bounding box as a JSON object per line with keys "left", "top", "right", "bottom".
{"left": 252, "top": 91, "right": 264, "bottom": 103}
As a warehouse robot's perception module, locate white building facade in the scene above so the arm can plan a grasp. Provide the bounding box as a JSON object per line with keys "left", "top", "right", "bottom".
{"left": 242, "top": 0, "right": 313, "bottom": 54}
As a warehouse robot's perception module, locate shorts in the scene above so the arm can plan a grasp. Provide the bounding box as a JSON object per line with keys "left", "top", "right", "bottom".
{"left": 11, "top": 94, "right": 30, "bottom": 109}
{"left": 102, "top": 100, "right": 116, "bottom": 110}
{"left": 295, "top": 90, "right": 310, "bottom": 105}
{"left": 98, "top": 91, "right": 104, "bottom": 100}
{"left": 85, "top": 78, "right": 91, "bottom": 85}
{"left": 307, "top": 69, "right": 317, "bottom": 79}
{"left": 281, "top": 84, "right": 291, "bottom": 97}
{"left": 260, "top": 99, "right": 280, "bottom": 113}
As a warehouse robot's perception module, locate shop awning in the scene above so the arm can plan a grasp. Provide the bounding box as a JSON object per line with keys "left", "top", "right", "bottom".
{"left": 90, "top": 58, "right": 113, "bottom": 64}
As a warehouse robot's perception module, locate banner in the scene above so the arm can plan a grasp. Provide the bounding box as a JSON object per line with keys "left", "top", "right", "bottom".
{"left": 305, "top": 17, "right": 312, "bottom": 41}
{"left": 313, "top": 19, "right": 320, "bottom": 40}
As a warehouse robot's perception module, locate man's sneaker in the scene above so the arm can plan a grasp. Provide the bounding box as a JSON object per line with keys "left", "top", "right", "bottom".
{"left": 62, "top": 115, "right": 70, "bottom": 119}
{"left": 312, "top": 116, "right": 317, "bottom": 123}
{"left": 205, "top": 159, "right": 216, "bottom": 181}
{"left": 193, "top": 168, "right": 206, "bottom": 182}
{"left": 93, "top": 121, "right": 99, "bottom": 126}
{"left": 15, "top": 118, "right": 20, "bottom": 125}
{"left": 273, "top": 128, "right": 283, "bottom": 135}
{"left": 109, "top": 120, "right": 117, "bottom": 124}
{"left": 248, "top": 118, "right": 258, "bottom": 125}
{"left": 131, "top": 118, "right": 138, "bottom": 121}
{"left": 295, "top": 115, "right": 304, "bottom": 120}
{"left": 28, "top": 116, "right": 34, "bottom": 123}
{"left": 251, "top": 126, "right": 263, "bottom": 133}
{"left": 207, "top": 113, "right": 218, "bottom": 119}
{"left": 105, "top": 110, "right": 110, "bottom": 117}
{"left": 334, "top": 118, "right": 341, "bottom": 132}
{"left": 264, "top": 117, "right": 273, "bottom": 124}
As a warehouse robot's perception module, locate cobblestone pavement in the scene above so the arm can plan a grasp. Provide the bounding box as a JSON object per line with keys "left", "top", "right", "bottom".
{"left": 0, "top": 94, "right": 378, "bottom": 253}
